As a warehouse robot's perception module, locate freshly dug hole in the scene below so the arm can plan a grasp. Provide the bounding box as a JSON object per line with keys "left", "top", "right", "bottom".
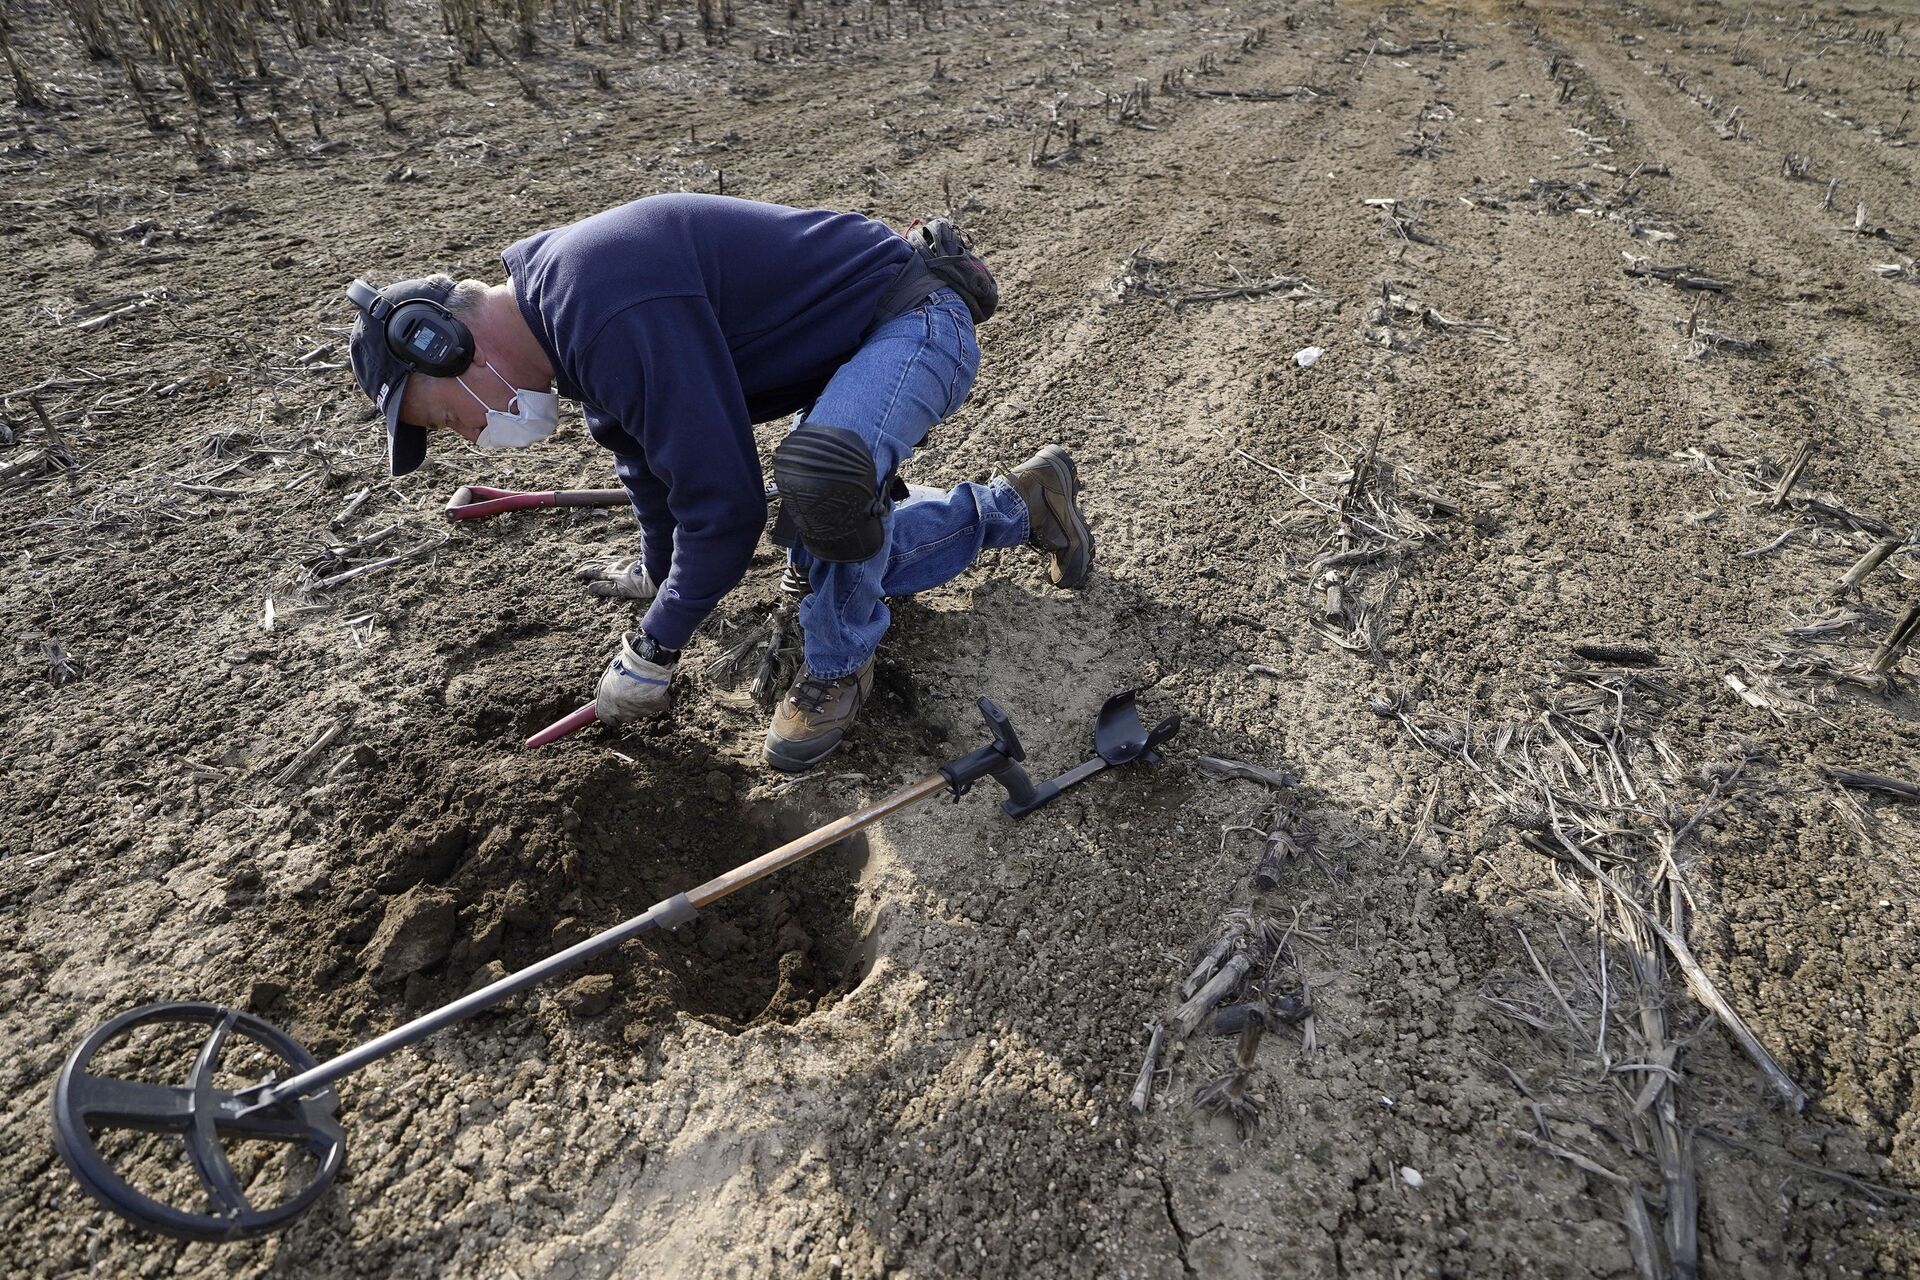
{"left": 328, "top": 756, "right": 879, "bottom": 1038}
{"left": 555, "top": 793, "right": 878, "bottom": 1031}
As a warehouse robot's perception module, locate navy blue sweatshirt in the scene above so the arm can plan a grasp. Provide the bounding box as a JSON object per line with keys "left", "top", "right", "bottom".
{"left": 502, "top": 194, "right": 913, "bottom": 649}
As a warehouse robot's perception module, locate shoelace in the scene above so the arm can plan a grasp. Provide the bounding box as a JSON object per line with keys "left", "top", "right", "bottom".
{"left": 792, "top": 673, "right": 837, "bottom": 714}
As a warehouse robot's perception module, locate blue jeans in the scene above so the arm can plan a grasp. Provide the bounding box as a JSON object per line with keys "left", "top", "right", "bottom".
{"left": 785, "top": 287, "right": 1030, "bottom": 678}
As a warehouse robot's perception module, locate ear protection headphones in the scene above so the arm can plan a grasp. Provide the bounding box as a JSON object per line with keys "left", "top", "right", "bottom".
{"left": 346, "top": 279, "right": 476, "bottom": 379}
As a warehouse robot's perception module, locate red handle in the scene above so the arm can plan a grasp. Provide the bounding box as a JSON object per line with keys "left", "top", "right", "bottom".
{"left": 445, "top": 486, "right": 629, "bottom": 521}
{"left": 553, "top": 489, "right": 629, "bottom": 507}
{"left": 525, "top": 702, "right": 598, "bottom": 749}
{"left": 444, "top": 486, "right": 556, "bottom": 521}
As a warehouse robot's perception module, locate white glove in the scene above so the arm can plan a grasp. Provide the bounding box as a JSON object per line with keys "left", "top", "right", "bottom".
{"left": 577, "top": 558, "right": 659, "bottom": 601}
{"left": 594, "top": 633, "right": 676, "bottom": 724}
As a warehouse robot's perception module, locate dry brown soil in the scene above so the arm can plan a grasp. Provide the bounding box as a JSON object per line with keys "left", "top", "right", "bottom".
{"left": 4, "top": 0, "right": 1920, "bottom": 1276}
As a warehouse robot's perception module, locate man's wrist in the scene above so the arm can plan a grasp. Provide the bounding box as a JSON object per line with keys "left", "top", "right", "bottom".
{"left": 635, "top": 632, "right": 681, "bottom": 665}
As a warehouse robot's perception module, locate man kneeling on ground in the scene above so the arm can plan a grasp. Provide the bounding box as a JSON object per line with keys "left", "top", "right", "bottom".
{"left": 346, "top": 193, "right": 1092, "bottom": 771}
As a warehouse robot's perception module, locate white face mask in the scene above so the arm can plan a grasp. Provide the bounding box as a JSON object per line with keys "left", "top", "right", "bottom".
{"left": 460, "top": 360, "right": 560, "bottom": 449}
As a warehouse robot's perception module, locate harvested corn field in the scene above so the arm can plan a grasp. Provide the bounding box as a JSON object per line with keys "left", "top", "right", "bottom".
{"left": 3, "top": 0, "right": 1919, "bottom": 1275}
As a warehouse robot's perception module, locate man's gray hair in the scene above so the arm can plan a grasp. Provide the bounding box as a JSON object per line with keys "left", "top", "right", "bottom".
{"left": 428, "top": 273, "right": 490, "bottom": 318}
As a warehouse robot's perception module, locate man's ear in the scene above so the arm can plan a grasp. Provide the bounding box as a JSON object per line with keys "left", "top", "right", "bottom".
{"left": 463, "top": 338, "right": 497, "bottom": 380}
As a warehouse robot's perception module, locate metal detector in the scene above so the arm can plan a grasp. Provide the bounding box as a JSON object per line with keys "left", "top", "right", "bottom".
{"left": 51, "top": 692, "right": 1178, "bottom": 1242}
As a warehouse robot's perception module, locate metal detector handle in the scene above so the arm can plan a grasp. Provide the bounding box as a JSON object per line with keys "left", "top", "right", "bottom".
{"left": 1144, "top": 714, "right": 1182, "bottom": 761}
{"left": 938, "top": 698, "right": 1038, "bottom": 806}
{"left": 976, "top": 698, "right": 1024, "bottom": 762}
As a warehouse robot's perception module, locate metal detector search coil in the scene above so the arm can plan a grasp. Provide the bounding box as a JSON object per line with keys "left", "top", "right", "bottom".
{"left": 51, "top": 692, "right": 1178, "bottom": 1242}
{"left": 52, "top": 1003, "right": 345, "bottom": 1241}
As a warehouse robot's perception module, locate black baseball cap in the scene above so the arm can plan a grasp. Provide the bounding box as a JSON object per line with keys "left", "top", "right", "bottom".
{"left": 346, "top": 276, "right": 457, "bottom": 477}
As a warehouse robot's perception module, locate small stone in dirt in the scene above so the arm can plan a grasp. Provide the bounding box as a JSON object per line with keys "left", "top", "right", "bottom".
{"left": 558, "top": 973, "right": 616, "bottom": 1018}
{"left": 1295, "top": 345, "right": 1324, "bottom": 368}
{"left": 701, "top": 920, "right": 747, "bottom": 960}
{"left": 246, "top": 978, "right": 287, "bottom": 1011}
{"left": 359, "top": 889, "right": 458, "bottom": 985}
{"left": 1401, "top": 1166, "right": 1424, "bottom": 1188}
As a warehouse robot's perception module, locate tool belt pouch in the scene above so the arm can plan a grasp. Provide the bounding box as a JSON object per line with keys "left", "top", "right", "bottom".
{"left": 770, "top": 425, "right": 908, "bottom": 563}
{"left": 906, "top": 218, "right": 998, "bottom": 324}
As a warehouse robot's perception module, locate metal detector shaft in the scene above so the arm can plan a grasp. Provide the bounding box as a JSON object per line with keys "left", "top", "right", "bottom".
{"left": 682, "top": 772, "right": 947, "bottom": 908}
{"left": 247, "top": 772, "right": 950, "bottom": 1112}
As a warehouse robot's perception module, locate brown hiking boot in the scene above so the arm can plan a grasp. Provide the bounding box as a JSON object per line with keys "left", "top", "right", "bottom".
{"left": 1007, "top": 445, "right": 1094, "bottom": 588}
{"left": 764, "top": 656, "right": 875, "bottom": 772}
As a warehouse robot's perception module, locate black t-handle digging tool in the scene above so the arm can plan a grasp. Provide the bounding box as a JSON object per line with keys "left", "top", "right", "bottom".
{"left": 52, "top": 693, "right": 1179, "bottom": 1243}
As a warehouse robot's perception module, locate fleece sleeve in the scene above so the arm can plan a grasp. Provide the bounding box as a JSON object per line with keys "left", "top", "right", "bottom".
{"left": 609, "top": 449, "right": 677, "bottom": 588}
{"left": 602, "top": 295, "right": 767, "bottom": 651}
{"left": 583, "top": 406, "right": 678, "bottom": 587}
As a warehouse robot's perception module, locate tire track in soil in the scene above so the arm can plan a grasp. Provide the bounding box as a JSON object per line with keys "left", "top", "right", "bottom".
{"left": 1320, "top": 7, "right": 1920, "bottom": 1274}
{"left": 1558, "top": 1, "right": 1920, "bottom": 401}
{"left": 1127, "top": 19, "right": 1670, "bottom": 1276}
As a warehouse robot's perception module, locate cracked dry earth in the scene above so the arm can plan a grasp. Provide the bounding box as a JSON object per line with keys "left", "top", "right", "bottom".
{"left": 4, "top": 0, "right": 1920, "bottom": 1276}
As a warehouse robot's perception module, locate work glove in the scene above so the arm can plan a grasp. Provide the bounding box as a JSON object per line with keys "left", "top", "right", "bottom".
{"left": 594, "top": 632, "right": 677, "bottom": 726}
{"left": 577, "top": 558, "right": 658, "bottom": 601}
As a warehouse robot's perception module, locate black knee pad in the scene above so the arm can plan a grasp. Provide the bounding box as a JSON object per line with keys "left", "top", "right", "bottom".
{"left": 772, "top": 424, "right": 888, "bottom": 564}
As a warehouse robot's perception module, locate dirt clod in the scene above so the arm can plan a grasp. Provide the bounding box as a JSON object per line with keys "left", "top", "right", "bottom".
{"left": 700, "top": 920, "right": 748, "bottom": 960}
{"left": 245, "top": 978, "right": 287, "bottom": 1011}
{"left": 557, "top": 974, "right": 617, "bottom": 1019}
{"left": 358, "top": 890, "right": 458, "bottom": 985}
{"left": 464, "top": 960, "right": 508, "bottom": 996}
{"left": 500, "top": 884, "right": 542, "bottom": 932}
